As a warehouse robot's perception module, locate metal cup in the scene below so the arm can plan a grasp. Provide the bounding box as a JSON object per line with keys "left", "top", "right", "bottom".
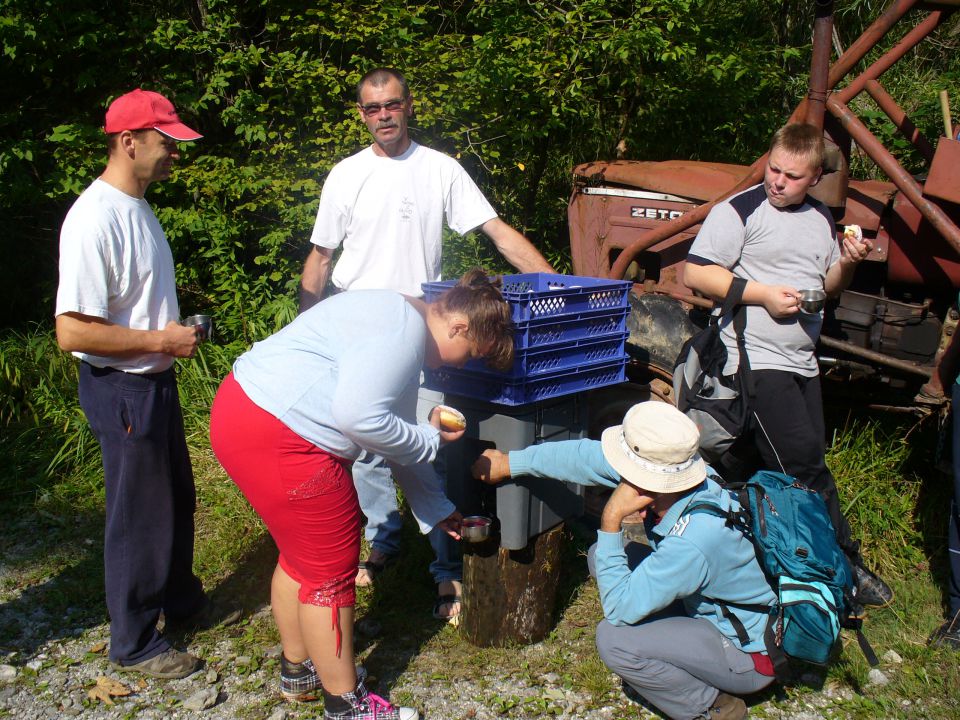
{"left": 183, "top": 314, "right": 213, "bottom": 342}
{"left": 461, "top": 515, "right": 492, "bottom": 542}
{"left": 797, "top": 289, "right": 826, "bottom": 314}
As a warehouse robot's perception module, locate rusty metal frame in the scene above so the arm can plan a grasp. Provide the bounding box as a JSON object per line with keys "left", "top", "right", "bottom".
{"left": 608, "top": 0, "right": 960, "bottom": 280}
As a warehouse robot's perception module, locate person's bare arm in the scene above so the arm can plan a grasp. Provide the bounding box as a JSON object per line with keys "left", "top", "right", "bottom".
{"left": 55, "top": 312, "right": 197, "bottom": 358}
{"left": 299, "top": 245, "right": 335, "bottom": 312}
{"left": 824, "top": 230, "right": 872, "bottom": 297}
{"left": 684, "top": 262, "right": 800, "bottom": 319}
{"left": 480, "top": 217, "right": 556, "bottom": 273}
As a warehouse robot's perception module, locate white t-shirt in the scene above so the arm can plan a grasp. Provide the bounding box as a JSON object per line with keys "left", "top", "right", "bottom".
{"left": 309, "top": 142, "right": 498, "bottom": 297}
{"left": 55, "top": 178, "right": 180, "bottom": 374}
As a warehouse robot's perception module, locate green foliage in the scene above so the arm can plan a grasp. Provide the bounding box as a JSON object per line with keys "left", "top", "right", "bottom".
{"left": 0, "top": 326, "right": 102, "bottom": 513}
{"left": 1, "top": 0, "right": 822, "bottom": 330}
{"left": 828, "top": 417, "right": 925, "bottom": 576}
{"left": 2, "top": 0, "right": 956, "bottom": 329}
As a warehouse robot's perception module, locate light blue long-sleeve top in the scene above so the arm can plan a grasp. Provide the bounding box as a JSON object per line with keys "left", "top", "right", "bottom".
{"left": 507, "top": 440, "right": 776, "bottom": 652}
{"left": 233, "top": 290, "right": 454, "bottom": 532}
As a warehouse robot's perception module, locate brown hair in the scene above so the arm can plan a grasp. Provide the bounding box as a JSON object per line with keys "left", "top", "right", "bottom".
{"left": 356, "top": 67, "right": 410, "bottom": 103}
{"left": 769, "top": 123, "right": 824, "bottom": 170}
{"left": 433, "top": 268, "right": 514, "bottom": 372}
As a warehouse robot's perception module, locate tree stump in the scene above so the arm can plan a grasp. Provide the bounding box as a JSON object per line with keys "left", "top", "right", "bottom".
{"left": 460, "top": 522, "right": 564, "bottom": 647}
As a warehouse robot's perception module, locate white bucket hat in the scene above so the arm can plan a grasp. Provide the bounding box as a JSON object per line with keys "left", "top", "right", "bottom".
{"left": 600, "top": 402, "right": 706, "bottom": 493}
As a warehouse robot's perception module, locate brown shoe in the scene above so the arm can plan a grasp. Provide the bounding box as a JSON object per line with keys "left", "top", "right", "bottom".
{"left": 112, "top": 647, "right": 202, "bottom": 679}
{"left": 706, "top": 692, "right": 747, "bottom": 720}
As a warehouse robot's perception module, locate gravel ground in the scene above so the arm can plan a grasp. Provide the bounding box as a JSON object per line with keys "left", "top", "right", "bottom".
{"left": 0, "top": 581, "right": 915, "bottom": 720}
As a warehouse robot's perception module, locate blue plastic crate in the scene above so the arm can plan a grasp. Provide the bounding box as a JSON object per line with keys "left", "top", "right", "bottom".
{"left": 463, "top": 332, "right": 628, "bottom": 378}
{"left": 515, "top": 307, "right": 628, "bottom": 349}
{"left": 423, "top": 358, "right": 628, "bottom": 406}
{"left": 422, "top": 273, "right": 631, "bottom": 323}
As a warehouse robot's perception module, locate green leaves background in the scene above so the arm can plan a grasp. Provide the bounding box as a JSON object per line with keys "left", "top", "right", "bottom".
{"left": 1, "top": 0, "right": 956, "bottom": 341}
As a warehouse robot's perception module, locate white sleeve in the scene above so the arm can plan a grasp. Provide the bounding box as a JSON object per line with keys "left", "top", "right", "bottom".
{"left": 329, "top": 334, "right": 440, "bottom": 466}
{"left": 309, "top": 165, "right": 349, "bottom": 250}
{"left": 56, "top": 214, "right": 112, "bottom": 319}
{"left": 443, "top": 161, "right": 497, "bottom": 235}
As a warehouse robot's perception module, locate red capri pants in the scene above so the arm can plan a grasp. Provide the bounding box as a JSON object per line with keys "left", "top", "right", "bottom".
{"left": 210, "top": 372, "right": 361, "bottom": 612}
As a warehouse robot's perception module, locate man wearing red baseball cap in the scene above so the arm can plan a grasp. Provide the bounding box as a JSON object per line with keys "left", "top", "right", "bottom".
{"left": 55, "top": 89, "right": 213, "bottom": 678}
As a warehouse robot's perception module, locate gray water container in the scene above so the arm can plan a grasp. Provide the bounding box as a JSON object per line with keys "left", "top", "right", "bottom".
{"left": 443, "top": 394, "right": 587, "bottom": 550}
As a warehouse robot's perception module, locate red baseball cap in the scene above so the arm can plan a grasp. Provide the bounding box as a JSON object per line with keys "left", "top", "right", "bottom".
{"left": 104, "top": 89, "right": 202, "bottom": 141}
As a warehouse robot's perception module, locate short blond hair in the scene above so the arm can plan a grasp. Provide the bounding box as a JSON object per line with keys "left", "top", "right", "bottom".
{"left": 769, "top": 123, "right": 824, "bottom": 170}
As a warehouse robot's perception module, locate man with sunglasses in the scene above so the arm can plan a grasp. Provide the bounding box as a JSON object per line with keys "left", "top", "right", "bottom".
{"left": 299, "top": 67, "right": 554, "bottom": 624}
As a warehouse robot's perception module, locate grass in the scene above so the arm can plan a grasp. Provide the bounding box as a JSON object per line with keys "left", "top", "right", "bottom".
{"left": 1, "top": 328, "right": 960, "bottom": 718}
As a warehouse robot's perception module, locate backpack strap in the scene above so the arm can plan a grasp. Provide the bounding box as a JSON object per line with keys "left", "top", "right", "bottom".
{"left": 841, "top": 612, "right": 881, "bottom": 668}
{"left": 712, "top": 275, "right": 754, "bottom": 396}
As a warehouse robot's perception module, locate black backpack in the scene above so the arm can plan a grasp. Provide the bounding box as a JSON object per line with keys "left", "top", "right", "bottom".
{"left": 672, "top": 276, "right": 753, "bottom": 463}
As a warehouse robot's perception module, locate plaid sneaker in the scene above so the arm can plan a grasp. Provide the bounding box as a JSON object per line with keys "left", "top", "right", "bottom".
{"left": 323, "top": 678, "right": 418, "bottom": 720}
{"left": 280, "top": 656, "right": 368, "bottom": 703}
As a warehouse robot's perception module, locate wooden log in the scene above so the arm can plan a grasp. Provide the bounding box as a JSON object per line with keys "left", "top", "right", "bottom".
{"left": 460, "top": 523, "right": 564, "bottom": 647}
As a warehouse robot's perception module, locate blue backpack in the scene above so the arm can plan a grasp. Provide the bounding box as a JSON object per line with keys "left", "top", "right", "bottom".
{"left": 683, "top": 470, "right": 872, "bottom": 680}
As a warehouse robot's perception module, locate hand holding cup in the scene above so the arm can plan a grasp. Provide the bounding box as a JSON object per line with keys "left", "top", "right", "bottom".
{"left": 183, "top": 314, "right": 213, "bottom": 342}
{"left": 797, "top": 288, "right": 826, "bottom": 314}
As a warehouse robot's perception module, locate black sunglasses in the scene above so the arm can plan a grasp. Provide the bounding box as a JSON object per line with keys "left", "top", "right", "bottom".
{"left": 358, "top": 99, "right": 406, "bottom": 116}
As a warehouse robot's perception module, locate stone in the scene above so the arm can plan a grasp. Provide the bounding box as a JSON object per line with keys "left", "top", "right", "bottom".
{"left": 263, "top": 645, "right": 282, "bottom": 660}
{"left": 267, "top": 708, "right": 288, "bottom": 720}
{"left": 0, "top": 665, "right": 16, "bottom": 683}
{"left": 205, "top": 669, "right": 219, "bottom": 684}
{"left": 25, "top": 659, "right": 43, "bottom": 672}
{"left": 183, "top": 686, "right": 220, "bottom": 711}
{"left": 882, "top": 649, "right": 903, "bottom": 664}
{"left": 867, "top": 668, "right": 890, "bottom": 686}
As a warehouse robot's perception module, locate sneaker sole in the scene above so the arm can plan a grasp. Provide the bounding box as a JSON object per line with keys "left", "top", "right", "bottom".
{"left": 281, "top": 689, "right": 321, "bottom": 702}
{"left": 857, "top": 592, "right": 895, "bottom": 611}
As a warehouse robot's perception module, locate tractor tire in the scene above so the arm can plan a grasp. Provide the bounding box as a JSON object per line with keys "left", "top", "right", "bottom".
{"left": 625, "top": 291, "right": 701, "bottom": 380}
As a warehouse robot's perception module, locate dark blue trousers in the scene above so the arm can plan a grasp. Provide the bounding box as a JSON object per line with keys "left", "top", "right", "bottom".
{"left": 78, "top": 362, "right": 204, "bottom": 664}
{"left": 949, "top": 383, "right": 960, "bottom": 616}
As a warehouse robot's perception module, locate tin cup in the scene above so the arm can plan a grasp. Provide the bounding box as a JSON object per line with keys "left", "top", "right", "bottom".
{"left": 183, "top": 314, "right": 213, "bottom": 342}
{"left": 797, "top": 289, "right": 826, "bottom": 314}
{"left": 461, "top": 515, "right": 493, "bottom": 542}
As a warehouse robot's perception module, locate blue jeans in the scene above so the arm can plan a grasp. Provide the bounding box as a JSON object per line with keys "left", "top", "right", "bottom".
{"left": 352, "top": 449, "right": 461, "bottom": 585}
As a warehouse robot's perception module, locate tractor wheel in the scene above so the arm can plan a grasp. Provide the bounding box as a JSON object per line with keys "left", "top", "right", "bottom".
{"left": 625, "top": 291, "right": 702, "bottom": 381}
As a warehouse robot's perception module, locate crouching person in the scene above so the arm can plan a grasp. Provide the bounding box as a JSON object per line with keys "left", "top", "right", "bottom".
{"left": 472, "top": 402, "right": 776, "bottom": 720}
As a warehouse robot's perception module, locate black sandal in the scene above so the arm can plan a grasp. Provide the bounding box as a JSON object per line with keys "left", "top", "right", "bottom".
{"left": 432, "top": 592, "right": 463, "bottom": 622}
{"left": 356, "top": 552, "right": 396, "bottom": 585}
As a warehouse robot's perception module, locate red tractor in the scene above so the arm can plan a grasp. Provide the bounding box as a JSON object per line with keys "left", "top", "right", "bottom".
{"left": 568, "top": 0, "right": 960, "bottom": 424}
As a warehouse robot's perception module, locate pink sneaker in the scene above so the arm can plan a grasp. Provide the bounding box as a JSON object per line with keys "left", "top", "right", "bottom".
{"left": 323, "top": 681, "right": 419, "bottom": 720}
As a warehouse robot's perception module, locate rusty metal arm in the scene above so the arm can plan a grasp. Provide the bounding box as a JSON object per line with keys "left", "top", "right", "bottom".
{"left": 832, "top": 5, "right": 952, "bottom": 160}
{"left": 818, "top": 335, "right": 932, "bottom": 376}
{"left": 805, "top": 0, "right": 836, "bottom": 127}
{"left": 826, "top": 94, "right": 960, "bottom": 254}
{"left": 791, "top": 0, "right": 922, "bottom": 124}
{"left": 864, "top": 80, "right": 936, "bottom": 162}
{"left": 606, "top": 159, "right": 765, "bottom": 280}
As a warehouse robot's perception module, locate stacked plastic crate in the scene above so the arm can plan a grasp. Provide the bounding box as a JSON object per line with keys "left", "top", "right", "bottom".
{"left": 422, "top": 273, "right": 632, "bottom": 405}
